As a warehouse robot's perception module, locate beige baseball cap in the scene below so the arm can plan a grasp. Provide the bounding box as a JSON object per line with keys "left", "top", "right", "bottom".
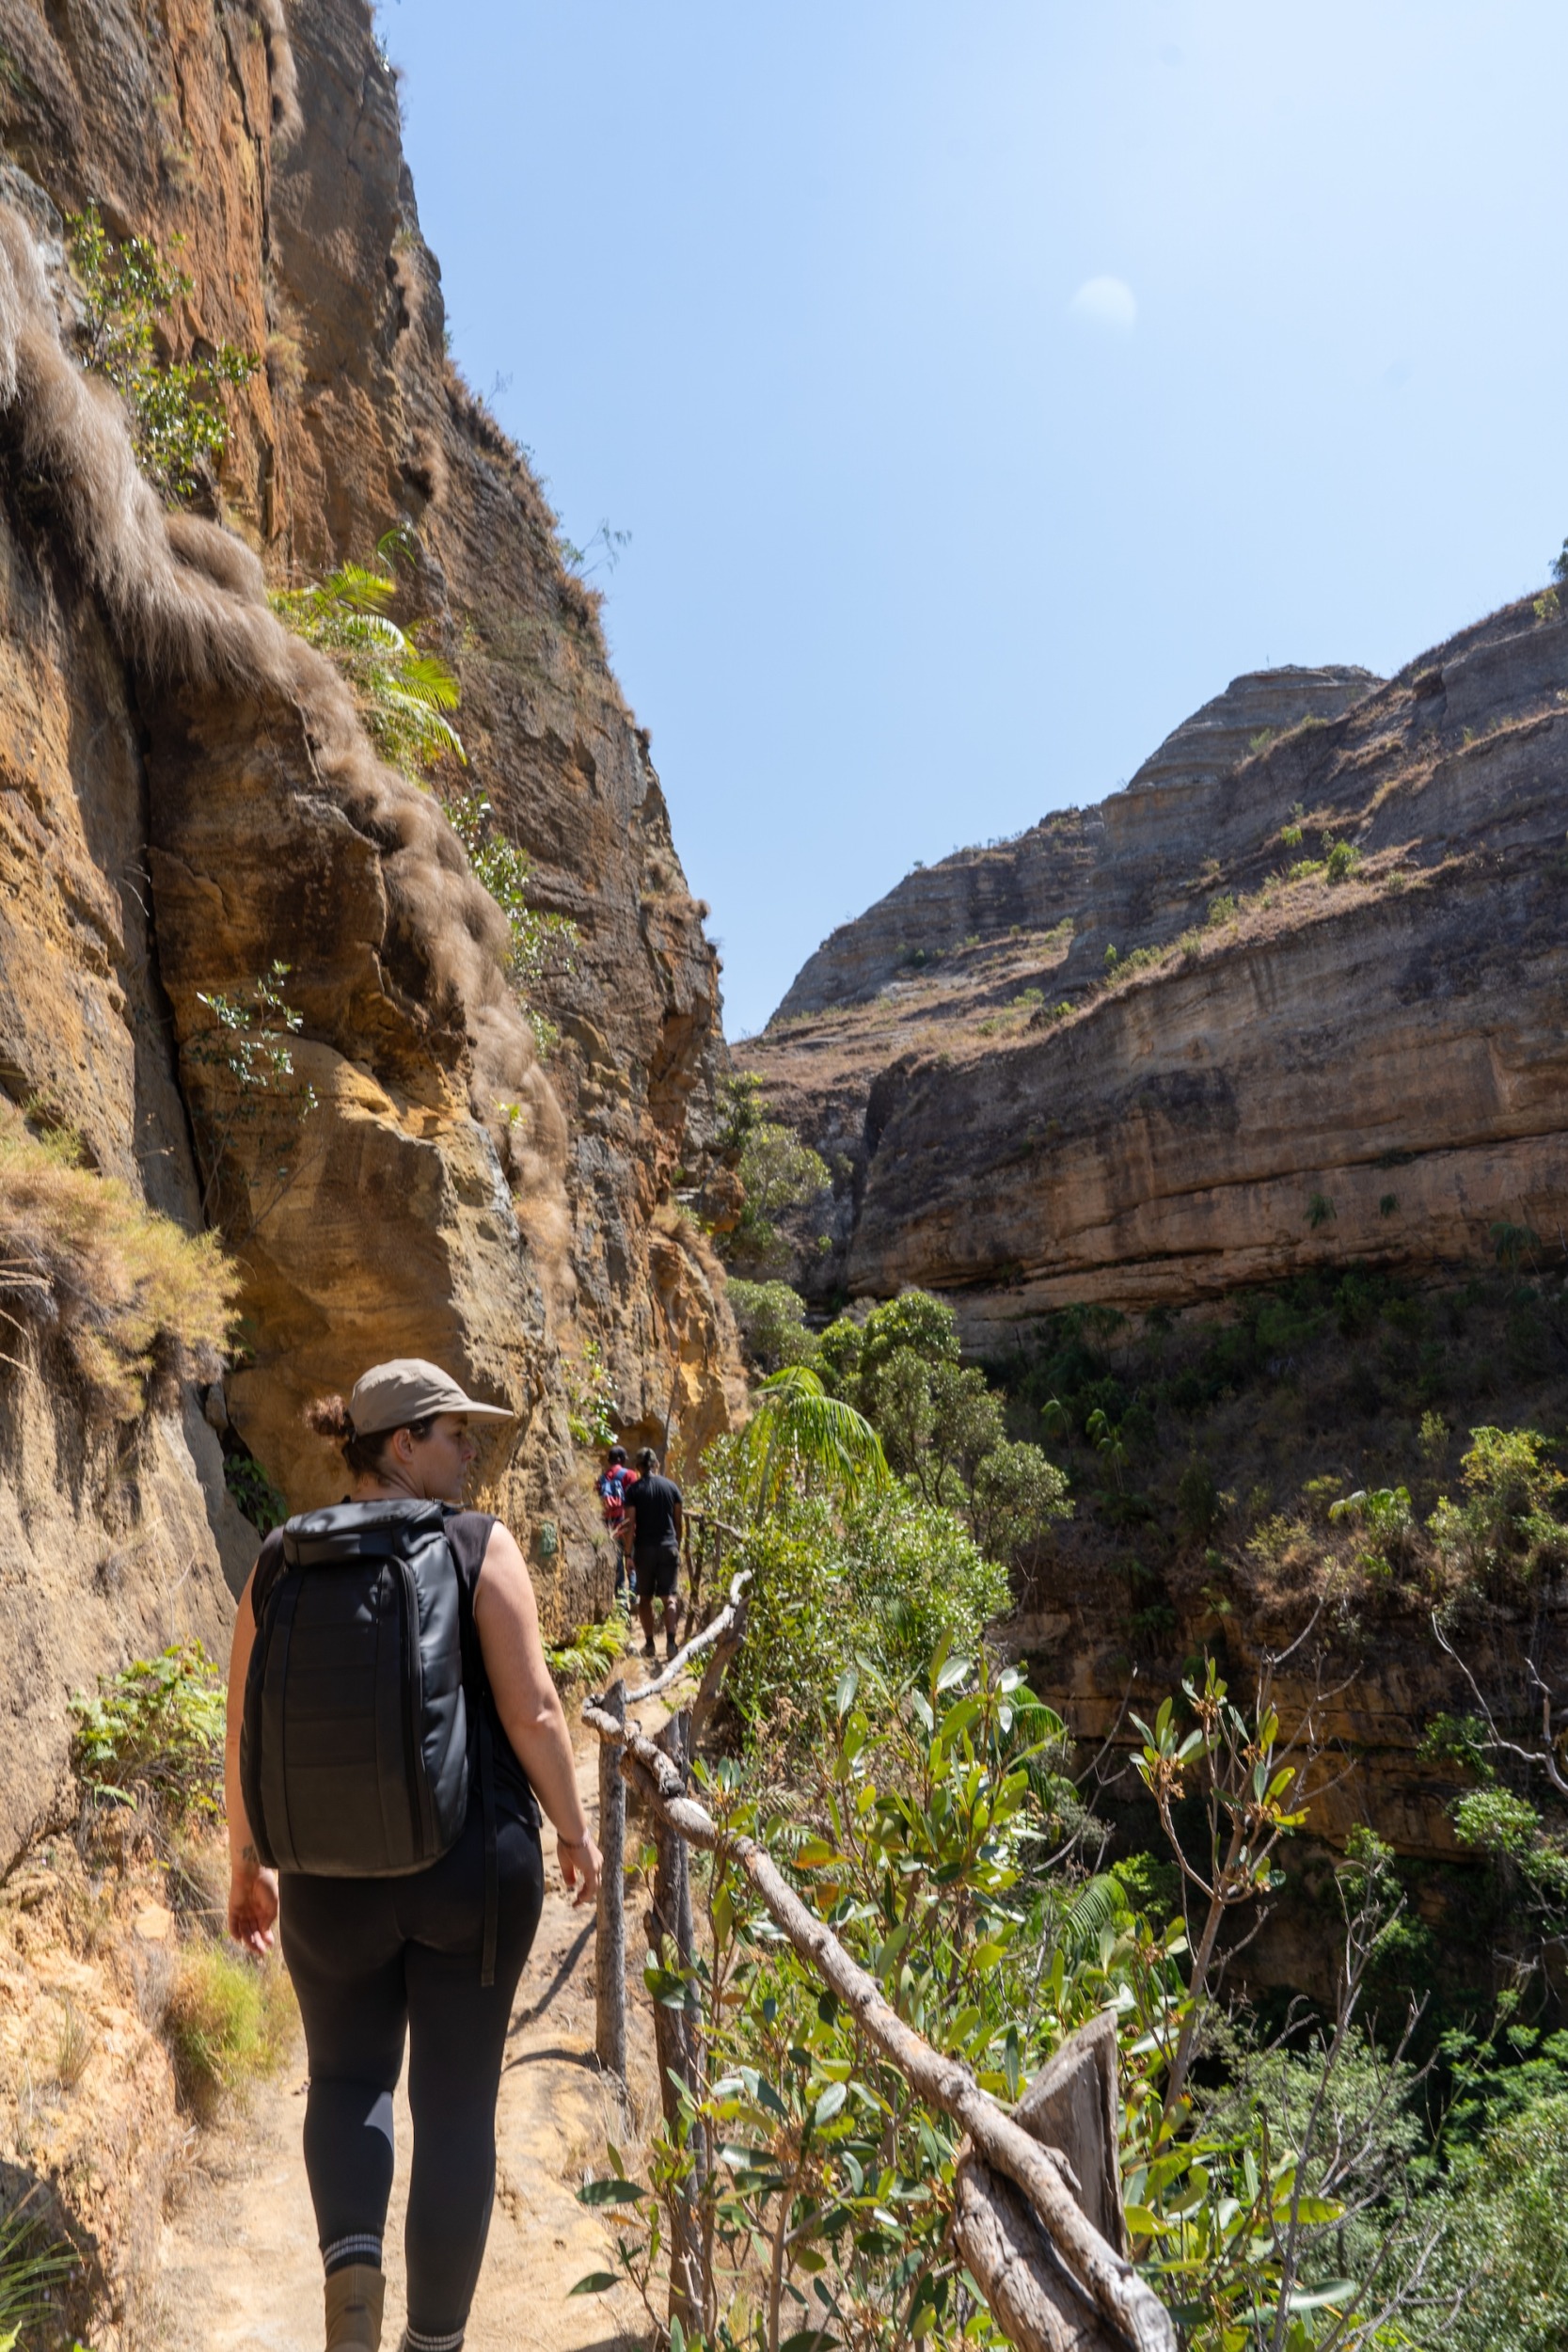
{"left": 348, "top": 1358, "right": 514, "bottom": 1437}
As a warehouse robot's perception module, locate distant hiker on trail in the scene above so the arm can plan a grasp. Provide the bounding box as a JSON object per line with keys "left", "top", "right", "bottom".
{"left": 625, "top": 1444, "right": 684, "bottom": 1661}
{"left": 594, "top": 1440, "right": 638, "bottom": 1609}
{"left": 222, "top": 1358, "right": 603, "bottom": 2352}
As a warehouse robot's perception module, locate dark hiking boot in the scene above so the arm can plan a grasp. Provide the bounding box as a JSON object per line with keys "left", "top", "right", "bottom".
{"left": 325, "top": 2264, "right": 385, "bottom": 2352}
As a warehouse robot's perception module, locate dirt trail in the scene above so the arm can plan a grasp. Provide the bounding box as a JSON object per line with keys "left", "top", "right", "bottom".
{"left": 152, "top": 1729, "right": 648, "bottom": 2352}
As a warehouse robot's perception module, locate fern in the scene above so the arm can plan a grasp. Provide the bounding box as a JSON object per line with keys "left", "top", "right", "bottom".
{"left": 269, "top": 532, "right": 466, "bottom": 776}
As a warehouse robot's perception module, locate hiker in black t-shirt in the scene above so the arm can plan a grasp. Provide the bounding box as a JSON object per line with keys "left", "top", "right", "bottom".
{"left": 625, "top": 1445, "right": 684, "bottom": 1661}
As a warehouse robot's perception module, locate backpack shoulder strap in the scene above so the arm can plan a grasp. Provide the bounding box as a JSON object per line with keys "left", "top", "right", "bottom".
{"left": 445, "top": 1508, "right": 500, "bottom": 1987}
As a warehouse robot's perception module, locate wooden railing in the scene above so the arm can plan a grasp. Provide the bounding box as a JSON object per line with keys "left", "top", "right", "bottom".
{"left": 583, "top": 1577, "right": 1176, "bottom": 2352}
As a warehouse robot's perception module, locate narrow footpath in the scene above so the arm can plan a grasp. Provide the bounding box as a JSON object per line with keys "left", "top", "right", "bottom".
{"left": 152, "top": 1726, "right": 650, "bottom": 2352}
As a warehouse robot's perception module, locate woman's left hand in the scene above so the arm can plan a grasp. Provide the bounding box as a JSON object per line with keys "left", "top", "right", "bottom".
{"left": 229, "top": 1856, "right": 280, "bottom": 1954}
{"left": 558, "top": 1833, "right": 602, "bottom": 1910}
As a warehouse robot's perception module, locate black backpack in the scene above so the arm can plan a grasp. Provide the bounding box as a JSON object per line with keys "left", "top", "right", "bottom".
{"left": 240, "top": 1498, "right": 499, "bottom": 1979}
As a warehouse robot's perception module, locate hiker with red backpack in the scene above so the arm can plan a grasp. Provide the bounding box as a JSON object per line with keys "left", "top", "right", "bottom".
{"left": 594, "top": 1440, "right": 638, "bottom": 1609}
{"left": 223, "top": 1359, "right": 602, "bottom": 2352}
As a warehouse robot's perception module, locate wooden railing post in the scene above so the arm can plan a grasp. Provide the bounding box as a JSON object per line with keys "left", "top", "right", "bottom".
{"left": 594, "top": 1678, "right": 626, "bottom": 2085}
{"left": 650, "top": 1708, "right": 706, "bottom": 2331}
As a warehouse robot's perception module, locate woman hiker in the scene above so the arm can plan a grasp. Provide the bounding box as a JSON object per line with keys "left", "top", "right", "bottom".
{"left": 223, "top": 1358, "right": 603, "bottom": 2352}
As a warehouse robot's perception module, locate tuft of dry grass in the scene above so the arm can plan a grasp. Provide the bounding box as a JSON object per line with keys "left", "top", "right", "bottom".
{"left": 0, "top": 1103, "right": 238, "bottom": 1417}
{"left": 163, "top": 1942, "right": 295, "bottom": 2122}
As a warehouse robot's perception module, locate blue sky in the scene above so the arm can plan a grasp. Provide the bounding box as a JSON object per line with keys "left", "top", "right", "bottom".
{"left": 375, "top": 2, "right": 1568, "bottom": 1038}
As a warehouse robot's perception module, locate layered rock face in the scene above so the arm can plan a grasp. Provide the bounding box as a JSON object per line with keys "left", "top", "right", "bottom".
{"left": 746, "top": 616, "right": 1568, "bottom": 1339}
{"left": 773, "top": 665, "right": 1378, "bottom": 1021}
{"left": 0, "top": 0, "right": 738, "bottom": 1870}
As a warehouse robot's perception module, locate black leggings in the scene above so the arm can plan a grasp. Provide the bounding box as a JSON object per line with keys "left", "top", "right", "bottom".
{"left": 280, "top": 1801, "right": 545, "bottom": 2343}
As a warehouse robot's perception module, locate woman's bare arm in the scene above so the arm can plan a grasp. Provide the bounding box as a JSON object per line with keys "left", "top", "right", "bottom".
{"left": 224, "top": 1566, "right": 280, "bottom": 1952}
{"left": 473, "top": 1522, "right": 601, "bottom": 1905}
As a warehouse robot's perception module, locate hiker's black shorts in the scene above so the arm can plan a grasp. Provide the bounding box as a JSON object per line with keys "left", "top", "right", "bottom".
{"left": 638, "top": 1545, "right": 680, "bottom": 1600}
{"left": 278, "top": 1789, "right": 544, "bottom": 2340}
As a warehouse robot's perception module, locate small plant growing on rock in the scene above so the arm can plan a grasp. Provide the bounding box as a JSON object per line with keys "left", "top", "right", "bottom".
{"left": 1306, "top": 1190, "right": 1337, "bottom": 1229}
{"left": 188, "top": 961, "right": 319, "bottom": 1230}
{"left": 270, "top": 530, "right": 466, "bottom": 777}
{"left": 441, "top": 786, "right": 577, "bottom": 1055}
{"left": 1325, "top": 839, "right": 1362, "bottom": 883}
{"left": 66, "top": 204, "right": 258, "bottom": 504}
{"left": 1534, "top": 588, "right": 1561, "bottom": 625}
{"left": 70, "top": 1641, "right": 226, "bottom": 1822}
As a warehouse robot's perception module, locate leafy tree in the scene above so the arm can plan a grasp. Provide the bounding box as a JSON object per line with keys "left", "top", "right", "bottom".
{"left": 815, "top": 1314, "right": 865, "bottom": 1399}
{"left": 731, "top": 1119, "right": 830, "bottom": 1265}
{"left": 857, "top": 1289, "right": 961, "bottom": 1398}
{"left": 726, "top": 1279, "right": 820, "bottom": 1375}
{"left": 968, "top": 1438, "right": 1071, "bottom": 1569}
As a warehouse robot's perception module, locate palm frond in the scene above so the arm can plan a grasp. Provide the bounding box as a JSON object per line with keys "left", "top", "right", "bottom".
{"left": 741, "top": 1364, "right": 889, "bottom": 1516}
{"left": 1053, "top": 1873, "right": 1126, "bottom": 1963}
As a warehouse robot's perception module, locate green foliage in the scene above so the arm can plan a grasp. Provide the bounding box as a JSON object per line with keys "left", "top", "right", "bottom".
{"left": 1428, "top": 1423, "right": 1567, "bottom": 1578}
{"left": 271, "top": 530, "right": 465, "bottom": 776}
{"left": 187, "top": 960, "right": 319, "bottom": 1226}
{"left": 714, "top": 1483, "right": 1007, "bottom": 1740}
{"left": 731, "top": 1119, "right": 831, "bottom": 1265}
{"left": 67, "top": 203, "right": 258, "bottom": 502}
{"left": 1325, "top": 840, "right": 1361, "bottom": 883}
{"left": 857, "top": 1290, "right": 960, "bottom": 1391}
{"left": 1279, "top": 822, "right": 1305, "bottom": 850}
{"left": 564, "top": 1335, "right": 619, "bottom": 1449}
{"left": 1532, "top": 587, "right": 1560, "bottom": 625}
{"left": 1413, "top": 2092, "right": 1568, "bottom": 2352}
{"left": 1305, "top": 1191, "right": 1337, "bottom": 1230}
{"left": 1328, "top": 1486, "right": 1415, "bottom": 1574}
{"left": 814, "top": 1314, "right": 865, "bottom": 1399}
{"left": 441, "top": 785, "right": 578, "bottom": 1055}
{"left": 0, "top": 2208, "right": 81, "bottom": 2347}
{"left": 716, "top": 1072, "right": 765, "bottom": 1159}
{"left": 224, "top": 1452, "right": 287, "bottom": 1534}
{"left": 1206, "top": 892, "right": 1237, "bottom": 928}
{"left": 69, "top": 1641, "right": 226, "bottom": 1820}
{"left": 192, "top": 961, "right": 310, "bottom": 1101}
{"left": 546, "top": 1619, "right": 625, "bottom": 1687}
{"left": 164, "top": 1940, "right": 295, "bottom": 2120}
{"left": 578, "top": 1651, "right": 1079, "bottom": 2352}
{"left": 737, "top": 1366, "right": 890, "bottom": 1518}
{"left": 726, "top": 1279, "right": 820, "bottom": 1375}
{"left": 1452, "top": 1785, "right": 1542, "bottom": 1860}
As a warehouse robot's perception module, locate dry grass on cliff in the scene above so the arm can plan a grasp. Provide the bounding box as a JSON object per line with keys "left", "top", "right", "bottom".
{"left": 0, "top": 1105, "right": 237, "bottom": 1418}
{"left": 0, "top": 201, "right": 572, "bottom": 1284}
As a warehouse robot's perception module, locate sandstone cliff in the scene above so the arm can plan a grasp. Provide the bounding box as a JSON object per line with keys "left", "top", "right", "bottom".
{"left": 745, "top": 620, "right": 1567, "bottom": 1340}
{"left": 0, "top": 0, "right": 740, "bottom": 1880}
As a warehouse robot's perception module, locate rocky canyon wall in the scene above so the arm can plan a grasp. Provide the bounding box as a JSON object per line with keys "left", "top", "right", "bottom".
{"left": 747, "top": 618, "right": 1568, "bottom": 1341}
{"left": 0, "top": 0, "right": 740, "bottom": 1869}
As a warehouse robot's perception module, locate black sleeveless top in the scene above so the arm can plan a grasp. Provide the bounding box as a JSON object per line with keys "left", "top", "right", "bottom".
{"left": 250, "top": 1505, "right": 541, "bottom": 1828}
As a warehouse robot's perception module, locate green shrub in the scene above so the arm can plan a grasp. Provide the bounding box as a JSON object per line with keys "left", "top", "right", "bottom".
{"left": 164, "top": 1942, "right": 295, "bottom": 2120}
{"left": 546, "top": 1620, "right": 625, "bottom": 1688}
{"left": 67, "top": 204, "right": 258, "bottom": 503}
{"left": 271, "top": 530, "right": 465, "bottom": 776}
{"left": 70, "top": 1641, "right": 226, "bottom": 1820}
{"left": 1414, "top": 2092, "right": 1568, "bottom": 2351}
{"left": 223, "top": 1454, "right": 287, "bottom": 1534}
{"left": 441, "top": 786, "right": 578, "bottom": 1050}
{"left": 725, "top": 1278, "right": 820, "bottom": 1375}
{"left": 1325, "top": 839, "right": 1361, "bottom": 883}
{"left": 721, "top": 1487, "right": 1008, "bottom": 1743}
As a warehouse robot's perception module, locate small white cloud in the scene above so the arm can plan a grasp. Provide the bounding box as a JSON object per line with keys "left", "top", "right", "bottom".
{"left": 1069, "top": 276, "right": 1137, "bottom": 333}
